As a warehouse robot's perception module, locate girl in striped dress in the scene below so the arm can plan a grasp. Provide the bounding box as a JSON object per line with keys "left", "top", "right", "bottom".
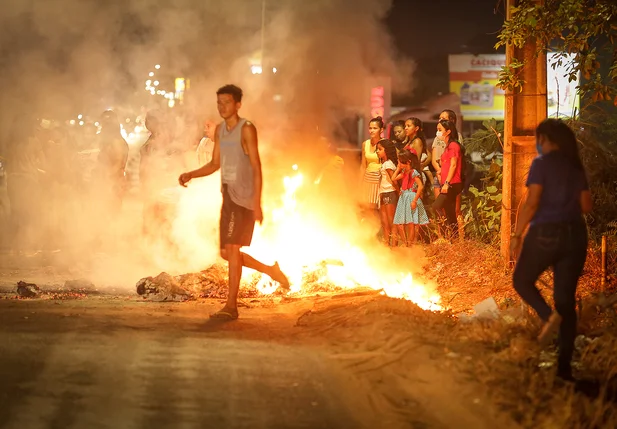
{"left": 392, "top": 151, "right": 430, "bottom": 246}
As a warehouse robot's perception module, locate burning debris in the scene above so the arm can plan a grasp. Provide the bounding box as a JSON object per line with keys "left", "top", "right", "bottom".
{"left": 16, "top": 281, "right": 41, "bottom": 298}
{"left": 136, "top": 265, "right": 266, "bottom": 301}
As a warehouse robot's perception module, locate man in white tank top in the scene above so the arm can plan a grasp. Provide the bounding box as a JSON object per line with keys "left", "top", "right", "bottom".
{"left": 178, "top": 85, "right": 290, "bottom": 320}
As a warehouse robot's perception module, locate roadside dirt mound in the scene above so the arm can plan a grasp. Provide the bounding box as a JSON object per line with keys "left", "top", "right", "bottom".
{"left": 295, "top": 290, "right": 617, "bottom": 429}
{"left": 296, "top": 295, "right": 520, "bottom": 429}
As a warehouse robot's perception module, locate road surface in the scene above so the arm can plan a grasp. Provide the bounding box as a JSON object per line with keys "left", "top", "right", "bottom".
{"left": 0, "top": 298, "right": 373, "bottom": 429}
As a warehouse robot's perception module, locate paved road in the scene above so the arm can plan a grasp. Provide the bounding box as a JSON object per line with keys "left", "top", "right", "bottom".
{"left": 0, "top": 300, "right": 369, "bottom": 429}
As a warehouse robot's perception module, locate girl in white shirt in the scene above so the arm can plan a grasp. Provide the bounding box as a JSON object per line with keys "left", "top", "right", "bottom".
{"left": 376, "top": 139, "right": 399, "bottom": 246}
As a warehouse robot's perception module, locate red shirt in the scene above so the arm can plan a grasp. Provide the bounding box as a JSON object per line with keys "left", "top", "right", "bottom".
{"left": 440, "top": 142, "right": 462, "bottom": 185}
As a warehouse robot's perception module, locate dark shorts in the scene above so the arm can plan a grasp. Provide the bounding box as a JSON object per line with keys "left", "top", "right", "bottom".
{"left": 220, "top": 185, "right": 255, "bottom": 249}
{"left": 380, "top": 191, "right": 398, "bottom": 206}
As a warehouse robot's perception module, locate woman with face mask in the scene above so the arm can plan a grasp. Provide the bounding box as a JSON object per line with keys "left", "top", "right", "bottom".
{"left": 432, "top": 119, "right": 463, "bottom": 239}
{"left": 511, "top": 119, "right": 592, "bottom": 382}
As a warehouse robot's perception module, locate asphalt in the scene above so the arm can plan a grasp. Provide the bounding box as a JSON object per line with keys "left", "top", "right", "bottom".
{"left": 0, "top": 299, "right": 369, "bottom": 429}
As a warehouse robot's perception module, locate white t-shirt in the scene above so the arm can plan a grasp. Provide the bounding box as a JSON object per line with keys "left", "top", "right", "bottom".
{"left": 196, "top": 137, "right": 214, "bottom": 166}
{"left": 379, "top": 160, "right": 396, "bottom": 193}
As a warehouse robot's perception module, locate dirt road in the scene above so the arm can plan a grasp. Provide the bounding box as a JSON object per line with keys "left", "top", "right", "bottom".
{"left": 0, "top": 297, "right": 377, "bottom": 429}
{"left": 0, "top": 294, "right": 522, "bottom": 429}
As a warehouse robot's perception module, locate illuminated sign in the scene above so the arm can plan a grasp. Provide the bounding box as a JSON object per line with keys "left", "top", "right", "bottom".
{"left": 370, "top": 86, "right": 385, "bottom": 119}
{"left": 365, "top": 77, "right": 391, "bottom": 140}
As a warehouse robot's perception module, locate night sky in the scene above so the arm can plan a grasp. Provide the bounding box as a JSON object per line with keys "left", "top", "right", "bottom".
{"left": 387, "top": 0, "right": 506, "bottom": 104}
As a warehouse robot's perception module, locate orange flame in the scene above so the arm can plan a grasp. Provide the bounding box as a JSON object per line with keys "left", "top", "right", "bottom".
{"left": 242, "top": 167, "right": 442, "bottom": 311}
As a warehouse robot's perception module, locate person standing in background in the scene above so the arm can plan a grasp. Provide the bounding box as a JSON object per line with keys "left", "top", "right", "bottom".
{"left": 359, "top": 116, "right": 384, "bottom": 218}
{"left": 375, "top": 138, "right": 399, "bottom": 246}
{"left": 390, "top": 120, "right": 406, "bottom": 152}
{"left": 433, "top": 119, "right": 463, "bottom": 239}
{"left": 196, "top": 120, "right": 216, "bottom": 166}
{"left": 511, "top": 119, "right": 591, "bottom": 382}
{"left": 96, "top": 110, "right": 129, "bottom": 211}
{"left": 432, "top": 109, "right": 465, "bottom": 238}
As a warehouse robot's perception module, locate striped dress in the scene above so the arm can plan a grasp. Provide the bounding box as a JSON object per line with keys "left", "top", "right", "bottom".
{"left": 393, "top": 170, "right": 430, "bottom": 226}
{"left": 361, "top": 139, "right": 380, "bottom": 205}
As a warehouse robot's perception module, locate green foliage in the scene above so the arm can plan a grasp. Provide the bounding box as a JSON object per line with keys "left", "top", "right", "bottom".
{"left": 496, "top": 0, "right": 617, "bottom": 105}
{"left": 572, "top": 110, "right": 617, "bottom": 240}
{"left": 461, "top": 159, "right": 503, "bottom": 245}
{"left": 463, "top": 119, "right": 504, "bottom": 157}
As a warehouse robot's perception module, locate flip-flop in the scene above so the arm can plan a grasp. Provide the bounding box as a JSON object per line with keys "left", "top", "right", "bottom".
{"left": 209, "top": 309, "right": 239, "bottom": 320}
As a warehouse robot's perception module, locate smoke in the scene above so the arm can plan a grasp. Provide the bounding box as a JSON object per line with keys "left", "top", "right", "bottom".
{"left": 0, "top": 0, "right": 416, "bottom": 288}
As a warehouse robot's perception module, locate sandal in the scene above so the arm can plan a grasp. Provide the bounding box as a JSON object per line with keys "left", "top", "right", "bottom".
{"left": 209, "top": 308, "right": 239, "bottom": 320}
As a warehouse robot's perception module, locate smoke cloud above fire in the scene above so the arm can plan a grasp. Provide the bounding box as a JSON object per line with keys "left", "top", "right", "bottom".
{"left": 0, "top": 0, "right": 427, "bottom": 298}
{"left": 0, "top": 0, "right": 413, "bottom": 142}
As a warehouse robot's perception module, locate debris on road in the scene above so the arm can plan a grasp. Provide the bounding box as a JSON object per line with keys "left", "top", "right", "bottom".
{"left": 64, "top": 279, "right": 98, "bottom": 294}
{"left": 473, "top": 297, "right": 499, "bottom": 319}
{"left": 16, "top": 281, "right": 41, "bottom": 298}
{"left": 136, "top": 272, "right": 190, "bottom": 302}
{"left": 457, "top": 296, "right": 501, "bottom": 322}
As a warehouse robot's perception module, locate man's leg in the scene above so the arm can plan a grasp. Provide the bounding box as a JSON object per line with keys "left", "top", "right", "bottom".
{"left": 225, "top": 244, "right": 243, "bottom": 312}
{"left": 220, "top": 248, "right": 290, "bottom": 288}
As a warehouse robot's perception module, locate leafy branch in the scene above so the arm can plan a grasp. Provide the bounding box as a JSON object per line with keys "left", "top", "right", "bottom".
{"left": 495, "top": 0, "right": 617, "bottom": 105}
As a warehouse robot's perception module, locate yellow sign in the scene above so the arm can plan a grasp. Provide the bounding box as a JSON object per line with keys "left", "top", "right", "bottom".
{"left": 449, "top": 53, "right": 580, "bottom": 121}
{"left": 448, "top": 54, "right": 506, "bottom": 121}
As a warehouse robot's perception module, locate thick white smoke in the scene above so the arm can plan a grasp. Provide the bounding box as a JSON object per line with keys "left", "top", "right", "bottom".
{"left": 0, "top": 0, "right": 415, "bottom": 288}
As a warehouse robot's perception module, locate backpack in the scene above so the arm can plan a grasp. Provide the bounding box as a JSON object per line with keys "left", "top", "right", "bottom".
{"left": 454, "top": 141, "right": 473, "bottom": 186}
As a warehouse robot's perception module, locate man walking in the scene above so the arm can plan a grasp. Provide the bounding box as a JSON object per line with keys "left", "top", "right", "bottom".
{"left": 179, "top": 84, "right": 290, "bottom": 320}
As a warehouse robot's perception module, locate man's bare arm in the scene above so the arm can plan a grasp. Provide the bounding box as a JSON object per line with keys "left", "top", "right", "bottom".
{"left": 242, "top": 122, "right": 262, "bottom": 210}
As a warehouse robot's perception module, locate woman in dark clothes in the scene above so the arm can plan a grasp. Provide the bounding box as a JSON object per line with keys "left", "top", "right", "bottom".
{"left": 511, "top": 119, "right": 592, "bottom": 381}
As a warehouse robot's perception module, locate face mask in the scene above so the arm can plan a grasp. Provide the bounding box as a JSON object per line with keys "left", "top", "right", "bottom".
{"left": 436, "top": 131, "right": 443, "bottom": 138}
{"left": 536, "top": 141, "right": 543, "bottom": 155}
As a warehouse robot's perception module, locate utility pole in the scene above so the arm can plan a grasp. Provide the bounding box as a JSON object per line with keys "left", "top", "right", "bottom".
{"left": 500, "top": 0, "right": 547, "bottom": 263}
{"left": 260, "top": 0, "right": 266, "bottom": 66}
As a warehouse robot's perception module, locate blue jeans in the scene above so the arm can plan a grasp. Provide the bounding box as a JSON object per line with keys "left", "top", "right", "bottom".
{"left": 513, "top": 220, "right": 587, "bottom": 375}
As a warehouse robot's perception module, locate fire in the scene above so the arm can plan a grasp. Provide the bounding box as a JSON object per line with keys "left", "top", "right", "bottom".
{"left": 242, "top": 168, "right": 442, "bottom": 312}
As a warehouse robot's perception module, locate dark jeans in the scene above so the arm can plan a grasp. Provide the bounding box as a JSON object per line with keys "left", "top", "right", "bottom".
{"left": 433, "top": 182, "right": 463, "bottom": 238}
{"left": 513, "top": 220, "right": 588, "bottom": 375}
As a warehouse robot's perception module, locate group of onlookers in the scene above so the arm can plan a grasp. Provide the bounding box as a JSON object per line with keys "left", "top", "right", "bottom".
{"left": 360, "top": 110, "right": 465, "bottom": 245}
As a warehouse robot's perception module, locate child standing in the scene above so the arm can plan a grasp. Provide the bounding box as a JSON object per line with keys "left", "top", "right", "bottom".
{"left": 376, "top": 139, "right": 399, "bottom": 246}
{"left": 393, "top": 151, "right": 430, "bottom": 246}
